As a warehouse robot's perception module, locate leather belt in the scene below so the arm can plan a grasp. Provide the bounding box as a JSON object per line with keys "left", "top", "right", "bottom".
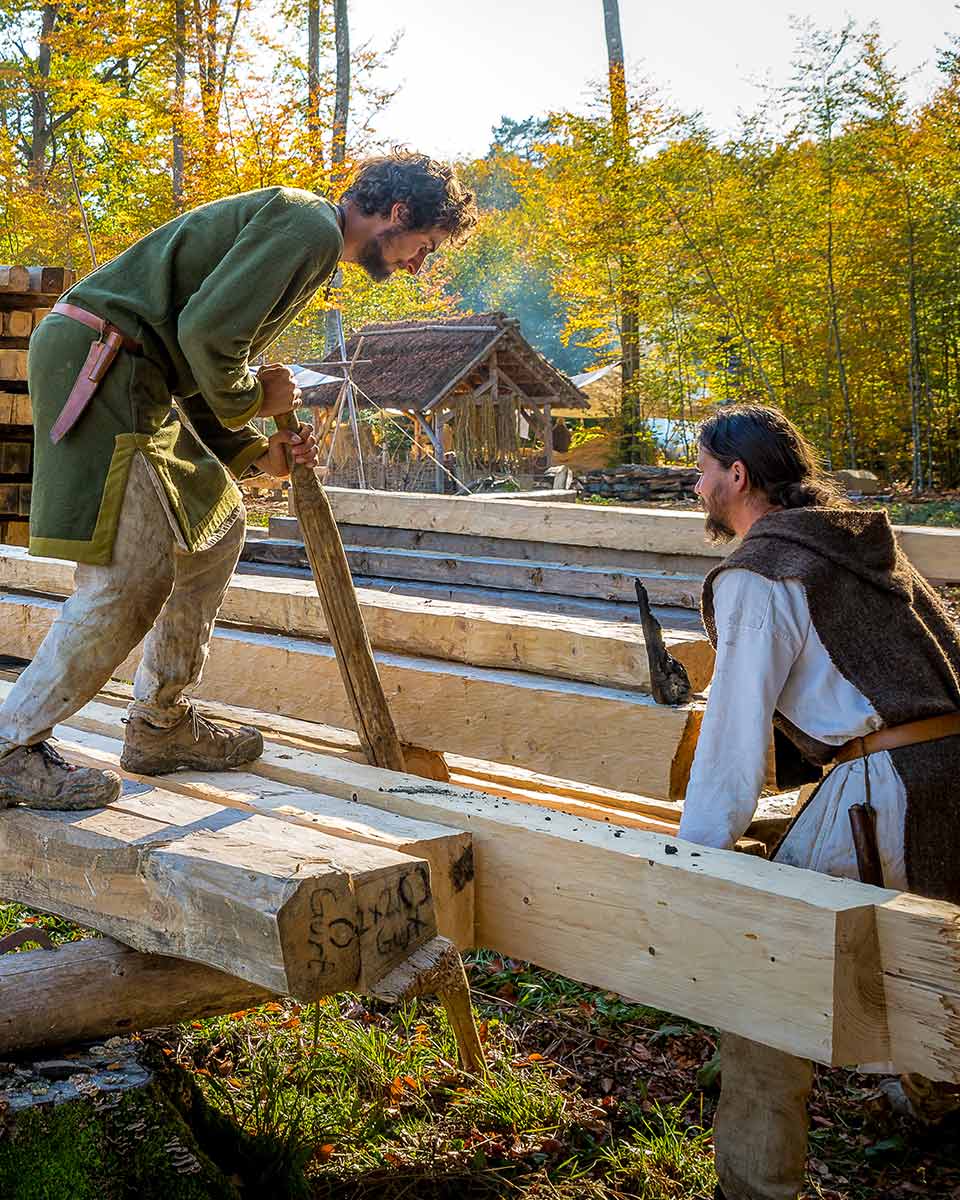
{"left": 48, "top": 302, "right": 143, "bottom": 444}
{"left": 831, "top": 712, "right": 960, "bottom": 766}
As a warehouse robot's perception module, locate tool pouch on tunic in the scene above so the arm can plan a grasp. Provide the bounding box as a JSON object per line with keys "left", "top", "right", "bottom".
{"left": 49, "top": 329, "right": 126, "bottom": 444}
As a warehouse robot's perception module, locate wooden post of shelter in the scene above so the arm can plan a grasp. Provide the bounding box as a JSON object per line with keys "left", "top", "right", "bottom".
{"left": 433, "top": 411, "right": 447, "bottom": 494}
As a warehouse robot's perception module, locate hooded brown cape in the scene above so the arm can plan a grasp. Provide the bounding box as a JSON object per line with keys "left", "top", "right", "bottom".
{"left": 701, "top": 507, "right": 960, "bottom": 904}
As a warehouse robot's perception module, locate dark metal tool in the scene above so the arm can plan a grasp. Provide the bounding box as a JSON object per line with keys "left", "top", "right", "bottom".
{"left": 634, "top": 580, "right": 693, "bottom": 705}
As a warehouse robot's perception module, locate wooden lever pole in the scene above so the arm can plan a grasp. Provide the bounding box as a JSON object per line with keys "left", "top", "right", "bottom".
{"left": 276, "top": 404, "right": 409, "bottom": 772}
{"left": 274, "top": 363, "right": 448, "bottom": 782}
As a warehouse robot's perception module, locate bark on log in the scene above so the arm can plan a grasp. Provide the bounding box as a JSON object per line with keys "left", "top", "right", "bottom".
{"left": 0, "top": 938, "right": 274, "bottom": 1056}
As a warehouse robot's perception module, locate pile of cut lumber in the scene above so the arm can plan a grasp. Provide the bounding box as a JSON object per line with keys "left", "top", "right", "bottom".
{"left": 0, "top": 585, "right": 705, "bottom": 805}
{"left": 243, "top": 488, "right": 960, "bottom": 621}
{"left": 2, "top": 675, "right": 959, "bottom": 1088}
{"left": 0, "top": 264, "right": 76, "bottom": 546}
{"left": 0, "top": 545, "right": 712, "bottom": 801}
{"left": 576, "top": 463, "right": 700, "bottom": 502}
{"left": 7, "top": 489, "right": 960, "bottom": 802}
{"left": 244, "top": 490, "right": 719, "bottom": 617}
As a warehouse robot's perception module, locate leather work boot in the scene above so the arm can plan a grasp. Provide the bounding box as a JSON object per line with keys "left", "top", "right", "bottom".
{"left": 120, "top": 706, "right": 263, "bottom": 775}
{"left": 0, "top": 740, "right": 121, "bottom": 810}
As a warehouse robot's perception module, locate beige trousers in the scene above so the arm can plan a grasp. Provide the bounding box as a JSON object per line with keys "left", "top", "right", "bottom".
{"left": 0, "top": 455, "right": 244, "bottom": 746}
{"left": 714, "top": 1035, "right": 814, "bottom": 1200}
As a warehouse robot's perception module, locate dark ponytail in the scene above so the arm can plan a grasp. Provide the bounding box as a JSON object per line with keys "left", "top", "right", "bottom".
{"left": 699, "top": 405, "right": 847, "bottom": 510}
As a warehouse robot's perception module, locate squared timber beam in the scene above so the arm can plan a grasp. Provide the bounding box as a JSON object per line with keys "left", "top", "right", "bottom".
{"left": 0, "top": 593, "right": 703, "bottom": 800}
{"left": 0, "top": 778, "right": 438, "bottom": 998}
{"left": 0, "top": 546, "right": 715, "bottom": 693}
{"left": 231, "top": 731, "right": 960, "bottom": 1080}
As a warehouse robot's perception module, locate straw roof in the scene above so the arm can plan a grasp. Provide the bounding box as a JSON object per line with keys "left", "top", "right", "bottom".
{"left": 301, "top": 311, "right": 587, "bottom": 414}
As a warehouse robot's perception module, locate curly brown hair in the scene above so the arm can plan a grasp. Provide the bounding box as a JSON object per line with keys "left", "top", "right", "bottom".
{"left": 340, "top": 150, "right": 478, "bottom": 242}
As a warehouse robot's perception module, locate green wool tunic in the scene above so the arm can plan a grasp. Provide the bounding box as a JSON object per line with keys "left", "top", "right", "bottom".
{"left": 28, "top": 186, "right": 342, "bottom": 564}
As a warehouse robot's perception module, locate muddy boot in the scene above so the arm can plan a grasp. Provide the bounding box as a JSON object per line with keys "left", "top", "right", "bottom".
{"left": 0, "top": 741, "right": 121, "bottom": 810}
{"left": 120, "top": 706, "right": 263, "bottom": 775}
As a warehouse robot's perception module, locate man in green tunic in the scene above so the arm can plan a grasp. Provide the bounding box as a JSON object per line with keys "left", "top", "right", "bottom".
{"left": 0, "top": 152, "right": 477, "bottom": 809}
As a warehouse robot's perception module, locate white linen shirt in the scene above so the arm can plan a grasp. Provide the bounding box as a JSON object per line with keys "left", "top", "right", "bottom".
{"left": 678, "top": 568, "right": 908, "bottom": 889}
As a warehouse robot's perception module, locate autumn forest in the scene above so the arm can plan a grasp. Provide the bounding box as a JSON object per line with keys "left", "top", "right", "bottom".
{"left": 3, "top": 4, "right": 960, "bottom": 484}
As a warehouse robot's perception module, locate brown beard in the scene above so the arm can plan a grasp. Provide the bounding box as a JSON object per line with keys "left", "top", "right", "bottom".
{"left": 704, "top": 511, "right": 736, "bottom": 543}
{"left": 357, "top": 234, "right": 391, "bottom": 281}
{"left": 357, "top": 224, "right": 404, "bottom": 282}
{"left": 701, "top": 491, "right": 736, "bottom": 543}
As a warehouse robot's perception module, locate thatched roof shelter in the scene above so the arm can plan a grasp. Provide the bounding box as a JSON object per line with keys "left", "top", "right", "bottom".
{"left": 301, "top": 311, "right": 587, "bottom": 415}
{"left": 300, "top": 312, "right": 586, "bottom": 491}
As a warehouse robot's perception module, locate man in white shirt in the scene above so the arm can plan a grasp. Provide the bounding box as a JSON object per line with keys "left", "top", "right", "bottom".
{"left": 679, "top": 405, "right": 960, "bottom": 1200}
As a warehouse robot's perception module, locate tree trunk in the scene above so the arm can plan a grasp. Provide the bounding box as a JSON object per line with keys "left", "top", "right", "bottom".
{"left": 332, "top": 0, "right": 350, "bottom": 171}
{"left": 907, "top": 217, "right": 924, "bottom": 494}
{"left": 602, "top": 0, "right": 642, "bottom": 463}
{"left": 325, "top": 0, "right": 350, "bottom": 354}
{"left": 28, "top": 4, "right": 59, "bottom": 187}
{"left": 307, "top": 0, "right": 322, "bottom": 169}
{"left": 172, "top": 0, "right": 186, "bottom": 208}
{"left": 826, "top": 232, "right": 855, "bottom": 467}
{"left": 823, "top": 133, "right": 856, "bottom": 468}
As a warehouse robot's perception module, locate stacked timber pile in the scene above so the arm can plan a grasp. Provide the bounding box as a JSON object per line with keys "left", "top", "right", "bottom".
{"left": 5, "top": 493, "right": 960, "bottom": 808}
{"left": 244, "top": 488, "right": 960, "bottom": 620}
{"left": 228, "top": 489, "right": 960, "bottom": 795}
{"left": 0, "top": 264, "right": 76, "bottom": 546}
{"left": 576, "top": 463, "right": 700, "bottom": 502}
{"left": 0, "top": 545, "right": 713, "bottom": 802}
{"left": 248, "top": 489, "right": 720, "bottom": 620}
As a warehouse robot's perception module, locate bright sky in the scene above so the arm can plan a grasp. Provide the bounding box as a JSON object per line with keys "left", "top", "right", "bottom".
{"left": 349, "top": 0, "right": 956, "bottom": 160}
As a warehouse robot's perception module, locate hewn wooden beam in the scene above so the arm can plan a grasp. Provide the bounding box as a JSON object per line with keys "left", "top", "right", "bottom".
{"left": 21, "top": 670, "right": 690, "bottom": 828}
{"left": 893, "top": 525, "right": 960, "bottom": 584}
{"left": 312, "top": 490, "right": 960, "bottom": 584}
{"left": 0, "top": 391, "right": 32, "bottom": 424}
{"left": 244, "top": 538, "right": 706, "bottom": 611}
{"left": 0, "top": 592, "right": 703, "bottom": 799}
{"left": 1, "top": 310, "right": 32, "bottom": 337}
{"left": 71, "top": 708, "right": 953, "bottom": 1080}
{"left": 0, "top": 349, "right": 28, "bottom": 381}
{"left": 0, "top": 546, "right": 713, "bottom": 692}
{"left": 0, "top": 694, "right": 474, "bottom": 950}
{"left": 272, "top": 516, "right": 720, "bottom": 576}
{"left": 49, "top": 706, "right": 682, "bottom": 842}
{"left": 0, "top": 266, "right": 30, "bottom": 292}
{"left": 320, "top": 488, "right": 716, "bottom": 554}
{"left": 0, "top": 777, "right": 438, "bottom": 997}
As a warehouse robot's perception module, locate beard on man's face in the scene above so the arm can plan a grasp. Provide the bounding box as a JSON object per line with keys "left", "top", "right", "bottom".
{"left": 701, "top": 487, "right": 737, "bottom": 543}
{"left": 357, "top": 224, "right": 405, "bottom": 282}
{"left": 357, "top": 233, "right": 392, "bottom": 282}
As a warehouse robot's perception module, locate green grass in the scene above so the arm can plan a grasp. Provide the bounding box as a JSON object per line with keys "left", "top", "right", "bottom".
{"left": 4, "top": 915, "right": 959, "bottom": 1200}
{"left": 161, "top": 967, "right": 720, "bottom": 1200}
{"left": 882, "top": 498, "right": 960, "bottom": 527}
